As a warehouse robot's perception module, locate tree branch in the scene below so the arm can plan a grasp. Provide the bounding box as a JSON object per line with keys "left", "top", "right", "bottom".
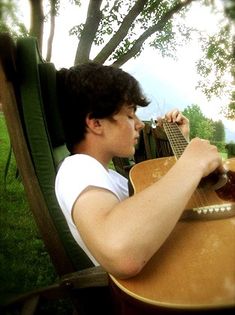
{"left": 29, "top": 0, "right": 44, "bottom": 52}
{"left": 74, "top": 0, "right": 103, "bottom": 65}
{"left": 112, "top": 0, "right": 196, "bottom": 67}
{"left": 93, "top": 0, "right": 150, "bottom": 64}
{"left": 46, "top": 0, "right": 57, "bottom": 61}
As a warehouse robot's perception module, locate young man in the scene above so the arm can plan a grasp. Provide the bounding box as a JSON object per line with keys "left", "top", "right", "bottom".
{"left": 55, "top": 62, "right": 223, "bottom": 279}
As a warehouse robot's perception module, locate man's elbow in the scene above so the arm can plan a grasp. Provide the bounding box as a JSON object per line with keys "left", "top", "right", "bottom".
{"left": 109, "top": 257, "right": 145, "bottom": 280}
{"left": 99, "top": 245, "right": 146, "bottom": 279}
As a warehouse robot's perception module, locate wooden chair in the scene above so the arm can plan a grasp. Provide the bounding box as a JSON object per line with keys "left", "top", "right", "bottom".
{"left": 112, "top": 156, "right": 135, "bottom": 178}
{"left": 141, "top": 122, "right": 173, "bottom": 159}
{"left": 0, "top": 33, "right": 112, "bottom": 315}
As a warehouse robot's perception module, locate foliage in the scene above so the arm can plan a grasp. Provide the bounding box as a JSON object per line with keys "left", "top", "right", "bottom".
{"left": 213, "top": 119, "right": 225, "bottom": 142}
{"left": 223, "top": 0, "right": 235, "bottom": 20}
{"left": 1, "top": 1, "right": 233, "bottom": 106}
{"left": 70, "top": 0, "right": 234, "bottom": 117}
{"left": 221, "top": 90, "right": 235, "bottom": 119}
{"left": 182, "top": 104, "right": 227, "bottom": 153}
{"left": 226, "top": 142, "right": 235, "bottom": 158}
{"left": 0, "top": 0, "right": 27, "bottom": 37}
{"left": 196, "top": 23, "right": 233, "bottom": 97}
{"left": 182, "top": 104, "right": 215, "bottom": 140}
{"left": 1, "top": 1, "right": 233, "bottom": 119}
{"left": 97, "top": 0, "right": 193, "bottom": 61}
{"left": 221, "top": 0, "right": 235, "bottom": 119}
{"left": 72, "top": 0, "right": 198, "bottom": 65}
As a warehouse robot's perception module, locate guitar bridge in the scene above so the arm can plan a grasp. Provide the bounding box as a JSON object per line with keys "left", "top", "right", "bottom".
{"left": 182, "top": 204, "right": 235, "bottom": 220}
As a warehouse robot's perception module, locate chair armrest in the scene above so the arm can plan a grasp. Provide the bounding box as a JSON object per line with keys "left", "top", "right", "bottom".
{"left": 60, "top": 266, "right": 109, "bottom": 289}
{"left": 1, "top": 266, "right": 108, "bottom": 312}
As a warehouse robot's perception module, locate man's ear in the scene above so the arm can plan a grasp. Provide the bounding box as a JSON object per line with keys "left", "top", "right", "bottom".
{"left": 85, "top": 114, "right": 103, "bottom": 135}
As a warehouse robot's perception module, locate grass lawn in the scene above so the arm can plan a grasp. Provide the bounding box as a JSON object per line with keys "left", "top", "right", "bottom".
{"left": 0, "top": 113, "right": 74, "bottom": 313}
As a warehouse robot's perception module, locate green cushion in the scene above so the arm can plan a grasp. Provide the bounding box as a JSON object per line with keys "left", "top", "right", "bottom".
{"left": 38, "top": 62, "right": 65, "bottom": 148}
{"left": 53, "top": 145, "right": 69, "bottom": 169}
{"left": 16, "top": 36, "right": 93, "bottom": 270}
{"left": 38, "top": 62, "right": 70, "bottom": 168}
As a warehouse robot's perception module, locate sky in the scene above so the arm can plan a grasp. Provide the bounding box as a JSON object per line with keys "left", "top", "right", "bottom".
{"left": 20, "top": 0, "right": 234, "bottom": 141}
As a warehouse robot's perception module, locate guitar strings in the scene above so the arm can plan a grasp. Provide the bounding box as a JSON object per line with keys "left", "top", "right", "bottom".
{"left": 194, "top": 188, "right": 209, "bottom": 208}
{"left": 163, "top": 120, "right": 211, "bottom": 208}
{"left": 165, "top": 123, "right": 211, "bottom": 207}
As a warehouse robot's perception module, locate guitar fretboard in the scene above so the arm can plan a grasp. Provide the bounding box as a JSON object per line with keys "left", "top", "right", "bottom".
{"left": 163, "top": 120, "right": 188, "bottom": 159}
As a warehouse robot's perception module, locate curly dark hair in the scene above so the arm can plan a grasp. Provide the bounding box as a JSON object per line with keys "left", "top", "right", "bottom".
{"left": 57, "top": 62, "right": 149, "bottom": 152}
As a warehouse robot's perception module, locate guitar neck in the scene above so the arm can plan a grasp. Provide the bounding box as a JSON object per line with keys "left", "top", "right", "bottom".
{"left": 162, "top": 120, "right": 188, "bottom": 159}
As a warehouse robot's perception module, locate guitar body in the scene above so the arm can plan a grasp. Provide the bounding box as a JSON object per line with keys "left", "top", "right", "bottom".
{"left": 129, "top": 157, "right": 235, "bottom": 219}
{"left": 110, "top": 157, "right": 235, "bottom": 314}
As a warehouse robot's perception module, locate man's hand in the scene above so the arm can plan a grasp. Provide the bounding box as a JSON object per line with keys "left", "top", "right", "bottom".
{"left": 157, "top": 108, "right": 190, "bottom": 141}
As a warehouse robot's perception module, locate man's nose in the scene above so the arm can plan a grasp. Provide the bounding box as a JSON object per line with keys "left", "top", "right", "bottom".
{"left": 136, "top": 117, "right": 145, "bottom": 131}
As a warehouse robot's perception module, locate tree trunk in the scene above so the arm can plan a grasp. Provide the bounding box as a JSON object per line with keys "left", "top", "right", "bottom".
{"left": 29, "top": 0, "right": 44, "bottom": 52}
{"left": 74, "top": 0, "right": 103, "bottom": 65}
{"left": 46, "top": 0, "right": 56, "bottom": 61}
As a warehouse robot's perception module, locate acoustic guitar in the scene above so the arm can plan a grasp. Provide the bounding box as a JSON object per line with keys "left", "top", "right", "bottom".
{"left": 109, "top": 121, "right": 235, "bottom": 314}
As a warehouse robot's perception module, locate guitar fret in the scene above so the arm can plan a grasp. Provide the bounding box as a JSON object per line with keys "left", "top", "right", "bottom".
{"left": 162, "top": 120, "right": 188, "bottom": 159}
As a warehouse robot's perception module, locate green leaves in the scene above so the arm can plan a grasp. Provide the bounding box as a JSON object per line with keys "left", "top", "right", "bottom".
{"left": 224, "top": 0, "right": 235, "bottom": 20}
{"left": 0, "top": 0, "right": 28, "bottom": 37}
{"left": 196, "top": 23, "right": 233, "bottom": 103}
{"left": 182, "top": 104, "right": 222, "bottom": 141}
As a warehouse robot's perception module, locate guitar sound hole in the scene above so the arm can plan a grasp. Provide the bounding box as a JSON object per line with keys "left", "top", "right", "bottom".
{"left": 216, "top": 170, "right": 235, "bottom": 202}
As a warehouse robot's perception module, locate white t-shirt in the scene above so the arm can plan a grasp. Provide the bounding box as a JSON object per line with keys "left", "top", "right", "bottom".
{"left": 55, "top": 154, "right": 129, "bottom": 265}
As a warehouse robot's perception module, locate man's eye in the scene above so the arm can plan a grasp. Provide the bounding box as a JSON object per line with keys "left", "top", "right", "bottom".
{"left": 127, "top": 111, "right": 135, "bottom": 119}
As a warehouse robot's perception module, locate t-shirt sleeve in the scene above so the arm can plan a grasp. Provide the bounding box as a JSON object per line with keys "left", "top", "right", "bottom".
{"left": 55, "top": 155, "right": 127, "bottom": 216}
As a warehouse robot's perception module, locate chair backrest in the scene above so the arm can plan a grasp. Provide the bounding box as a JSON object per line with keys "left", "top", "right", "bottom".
{"left": 144, "top": 123, "right": 173, "bottom": 159}
{"left": 0, "top": 34, "right": 94, "bottom": 276}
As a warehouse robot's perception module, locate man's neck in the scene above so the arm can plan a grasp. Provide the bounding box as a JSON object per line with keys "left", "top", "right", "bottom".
{"left": 72, "top": 138, "right": 112, "bottom": 169}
